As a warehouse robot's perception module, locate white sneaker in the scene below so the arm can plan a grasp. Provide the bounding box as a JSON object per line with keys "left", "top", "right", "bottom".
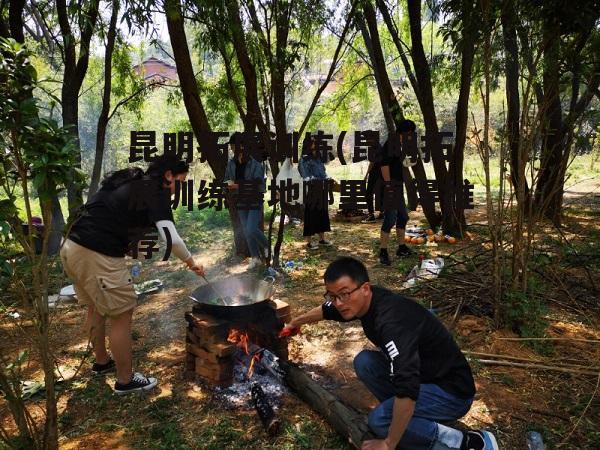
{"left": 247, "top": 257, "right": 261, "bottom": 270}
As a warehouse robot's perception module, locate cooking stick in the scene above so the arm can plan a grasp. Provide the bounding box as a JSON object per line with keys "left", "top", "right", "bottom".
{"left": 201, "top": 275, "right": 229, "bottom": 306}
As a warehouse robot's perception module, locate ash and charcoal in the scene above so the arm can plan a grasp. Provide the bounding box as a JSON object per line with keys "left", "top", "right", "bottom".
{"left": 215, "top": 352, "right": 288, "bottom": 410}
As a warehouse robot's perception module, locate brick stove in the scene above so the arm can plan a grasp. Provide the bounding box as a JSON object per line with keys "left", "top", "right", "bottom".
{"left": 184, "top": 299, "right": 291, "bottom": 387}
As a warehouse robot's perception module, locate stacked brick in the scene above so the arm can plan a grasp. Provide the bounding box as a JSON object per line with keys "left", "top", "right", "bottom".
{"left": 184, "top": 299, "right": 291, "bottom": 387}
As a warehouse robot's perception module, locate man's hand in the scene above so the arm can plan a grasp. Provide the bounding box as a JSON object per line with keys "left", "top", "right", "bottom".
{"left": 228, "top": 183, "right": 239, "bottom": 190}
{"left": 278, "top": 325, "right": 301, "bottom": 338}
{"left": 361, "top": 439, "right": 391, "bottom": 450}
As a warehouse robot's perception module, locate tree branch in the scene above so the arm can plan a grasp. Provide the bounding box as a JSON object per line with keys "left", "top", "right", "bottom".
{"left": 297, "top": 0, "right": 357, "bottom": 137}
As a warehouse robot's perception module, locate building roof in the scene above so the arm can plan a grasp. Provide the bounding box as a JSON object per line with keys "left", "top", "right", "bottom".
{"left": 133, "top": 57, "right": 178, "bottom": 82}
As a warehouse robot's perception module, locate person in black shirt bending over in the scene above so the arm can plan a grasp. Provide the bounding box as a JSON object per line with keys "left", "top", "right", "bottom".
{"left": 378, "top": 119, "right": 416, "bottom": 266}
{"left": 281, "top": 257, "right": 498, "bottom": 450}
{"left": 61, "top": 155, "right": 205, "bottom": 395}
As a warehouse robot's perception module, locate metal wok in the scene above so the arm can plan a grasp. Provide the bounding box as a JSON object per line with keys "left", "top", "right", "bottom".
{"left": 189, "top": 274, "right": 276, "bottom": 321}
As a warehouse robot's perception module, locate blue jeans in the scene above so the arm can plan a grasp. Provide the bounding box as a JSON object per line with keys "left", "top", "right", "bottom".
{"left": 238, "top": 208, "right": 268, "bottom": 258}
{"left": 354, "top": 350, "right": 473, "bottom": 450}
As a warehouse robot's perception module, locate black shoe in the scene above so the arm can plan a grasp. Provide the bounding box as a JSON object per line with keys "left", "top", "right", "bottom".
{"left": 114, "top": 372, "right": 158, "bottom": 395}
{"left": 362, "top": 214, "right": 376, "bottom": 223}
{"left": 396, "top": 244, "right": 414, "bottom": 258}
{"left": 461, "top": 430, "right": 499, "bottom": 450}
{"left": 91, "top": 358, "right": 116, "bottom": 375}
{"left": 379, "top": 248, "right": 391, "bottom": 266}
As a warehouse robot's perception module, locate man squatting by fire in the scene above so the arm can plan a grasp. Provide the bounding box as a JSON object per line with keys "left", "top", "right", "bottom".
{"left": 280, "top": 257, "right": 499, "bottom": 450}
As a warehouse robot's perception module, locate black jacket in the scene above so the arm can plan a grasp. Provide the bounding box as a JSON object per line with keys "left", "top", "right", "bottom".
{"left": 322, "top": 286, "right": 476, "bottom": 401}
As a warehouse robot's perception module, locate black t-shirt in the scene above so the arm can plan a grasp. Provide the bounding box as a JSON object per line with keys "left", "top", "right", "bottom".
{"left": 69, "top": 177, "right": 174, "bottom": 257}
{"left": 322, "top": 286, "right": 476, "bottom": 401}
{"left": 380, "top": 138, "right": 403, "bottom": 182}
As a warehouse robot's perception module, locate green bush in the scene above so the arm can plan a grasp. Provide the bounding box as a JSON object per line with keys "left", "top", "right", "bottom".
{"left": 502, "top": 278, "right": 552, "bottom": 355}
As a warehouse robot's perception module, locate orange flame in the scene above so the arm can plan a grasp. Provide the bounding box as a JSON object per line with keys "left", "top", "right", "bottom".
{"left": 248, "top": 353, "right": 261, "bottom": 378}
{"left": 227, "top": 328, "right": 261, "bottom": 379}
{"left": 227, "top": 328, "right": 250, "bottom": 354}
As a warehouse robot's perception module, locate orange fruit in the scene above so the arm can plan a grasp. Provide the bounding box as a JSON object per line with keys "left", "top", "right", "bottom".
{"left": 404, "top": 235, "right": 412, "bottom": 243}
{"left": 447, "top": 236, "right": 457, "bottom": 244}
{"left": 426, "top": 229, "right": 434, "bottom": 235}
{"left": 416, "top": 237, "right": 425, "bottom": 244}
{"left": 410, "top": 237, "right": 419, "bottom": 244}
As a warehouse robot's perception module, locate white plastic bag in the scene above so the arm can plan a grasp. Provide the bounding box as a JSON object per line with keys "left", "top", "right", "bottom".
{"left": 275, "top": 157, "right": 304, "bottom": 205}
{"left": 402, "top": 257, "right": 444, "bottom": 289}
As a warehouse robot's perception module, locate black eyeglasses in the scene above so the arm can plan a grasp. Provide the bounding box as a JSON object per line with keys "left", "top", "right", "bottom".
{"left": 323, "top": 284, "right": 363, "bottom": 304}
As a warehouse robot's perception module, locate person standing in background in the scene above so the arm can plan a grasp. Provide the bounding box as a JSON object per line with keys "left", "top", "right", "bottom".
{"left": 299, "top": 136, "right": 333, "bottom": 250}
{"left": 378, "top": 120, "right": 416, "bottom": 266}
{"left": 224, "top": 132, "right": 269, "bottom": 270}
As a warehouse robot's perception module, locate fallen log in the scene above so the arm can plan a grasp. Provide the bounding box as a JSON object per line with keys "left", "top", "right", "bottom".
{"left": 280, "top": 361, "right": 373, "bottom": 449}
{"left": 251, "top": 382, "right": 280, "bottom": 436}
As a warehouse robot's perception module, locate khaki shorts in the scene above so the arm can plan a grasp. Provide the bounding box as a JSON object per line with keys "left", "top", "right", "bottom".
{"left": 60, "top": 239, "right": 137, "bottom": 317}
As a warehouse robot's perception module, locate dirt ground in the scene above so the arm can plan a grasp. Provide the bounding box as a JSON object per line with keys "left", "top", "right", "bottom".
{"left": 1, "top": 183, "right": 599, "bottom": 449}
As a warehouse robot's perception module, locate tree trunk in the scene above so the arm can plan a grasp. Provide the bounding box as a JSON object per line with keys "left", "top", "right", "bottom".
{"left": 8, "top": 0, "right": 25, "bottom": 43}
{"left": 7, "top": 0, "right": 64, "bottom": 254}
{"left": 89, "top": 0, "right": 119, "bottom": 196}
{"left": 226, "top": 0, "right": 267, "bottom": 135}
{"left": 447, "top": 13, "right": 477, "bottom": 237}
{"left": 407, "top": 1, "right": 455, "bottom": 232}
{"left": 376, "top": 0, "right": 419, "bottom": 101}
{"left": 501, "top": 1, "right": 526, "bottom": 197}
{"left": 280, "top": 361, "right": 373, "bottom": 448}
{"left": 0, "top": 370, "right": 32, "bottom": 446}
{"left": 359, "top": 5, "right": 396, "bottom": 133}
{"left": 166, "top": 0, "right": 249, "bottom": 256}
{"left": 534, "top": 25, "right": 564, "bottom": 224}
{"left": 361, "top": 2, "right": 439, "bottom": 227}
{"left": 165, "top": 0, "right": 213, "bottom": 165}
{"left": 56, "top": 0, "right": 100, "bottom": 217}
{"left": 46, "top": 195, "right": 64, "bottom": 255}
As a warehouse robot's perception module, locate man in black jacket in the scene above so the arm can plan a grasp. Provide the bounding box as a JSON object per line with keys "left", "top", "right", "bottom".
{"left": 281, "top": 257, "right": 498, "bottom": 450}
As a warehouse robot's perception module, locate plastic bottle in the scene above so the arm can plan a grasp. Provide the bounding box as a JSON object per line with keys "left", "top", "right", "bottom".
{"left": 526, "top": 431, "right": 545, "bottom": 450}
{"left": 130, "top": 262, "right": 142, "bottom": 283}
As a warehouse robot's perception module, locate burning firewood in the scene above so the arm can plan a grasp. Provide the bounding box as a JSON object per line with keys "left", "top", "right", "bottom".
{"left": 250, "top": 382, "right": 280, "bottom": 436}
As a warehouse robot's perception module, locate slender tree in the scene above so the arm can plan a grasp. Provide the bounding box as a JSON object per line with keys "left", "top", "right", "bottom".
{"left": 55, "top": 0, "right": 100, "bottom": 216}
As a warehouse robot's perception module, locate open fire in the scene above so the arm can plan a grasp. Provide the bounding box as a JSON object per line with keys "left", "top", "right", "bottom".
{"left": 184, "top": 299, "right": 290, "bottom": 387}
{"left": 227, "top": 329, "right": 263, "bottom": 379}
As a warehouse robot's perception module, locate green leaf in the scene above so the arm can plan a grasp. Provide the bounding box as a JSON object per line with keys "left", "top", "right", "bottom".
{"left": 32, "top": 172, "right": 47, "bottom": 189}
